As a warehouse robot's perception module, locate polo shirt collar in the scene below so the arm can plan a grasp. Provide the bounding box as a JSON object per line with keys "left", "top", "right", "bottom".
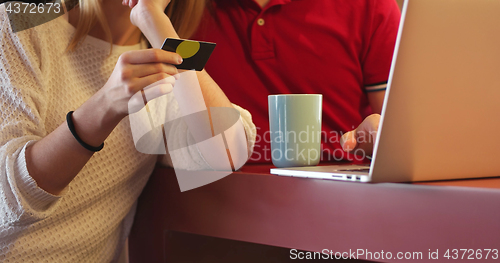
{"left": 267, "top": 0, "right": 293, "bottom": 6}
{"left": 240, "top": 0, "right": 293, "bottom": 11}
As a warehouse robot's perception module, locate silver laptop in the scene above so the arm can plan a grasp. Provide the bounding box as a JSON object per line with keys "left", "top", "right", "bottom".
{"left": 271, "top": 0, "right": 500, "bottom": 183}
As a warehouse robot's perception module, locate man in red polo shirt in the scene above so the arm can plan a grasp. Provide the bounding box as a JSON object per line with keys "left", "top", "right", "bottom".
{"left": 193, "top": 0, "right": 401, "bottom": 163}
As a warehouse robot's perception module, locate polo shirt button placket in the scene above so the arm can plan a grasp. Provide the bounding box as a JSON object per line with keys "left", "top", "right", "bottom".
{"left": 251, "top": 13, "right": 275, "bottom": 60}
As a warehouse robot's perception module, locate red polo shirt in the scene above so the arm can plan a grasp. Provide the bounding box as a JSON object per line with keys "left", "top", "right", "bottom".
{"left": 193, "top": 0, "right": 401, "bottom": 163}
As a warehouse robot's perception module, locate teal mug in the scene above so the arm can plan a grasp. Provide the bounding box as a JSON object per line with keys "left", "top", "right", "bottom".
{"left": 268, "top": 94, "right": 322, "bottom": 168}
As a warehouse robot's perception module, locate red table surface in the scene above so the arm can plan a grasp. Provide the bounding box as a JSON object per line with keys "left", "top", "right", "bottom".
{"left": 129, "top": 164, "right": 500, "bottom": 262}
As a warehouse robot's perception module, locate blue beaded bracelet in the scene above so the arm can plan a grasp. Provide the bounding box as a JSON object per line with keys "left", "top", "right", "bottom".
{"left": 66, "top": 111, "right": 104, "bottom": 152}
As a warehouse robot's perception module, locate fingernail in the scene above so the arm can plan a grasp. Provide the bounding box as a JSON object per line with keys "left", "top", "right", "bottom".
{"left": 342, "top": 143, "right": 349, "bottom": 152}
{"left": 177, "top": 56, "right": 183, "bottom": 64}
{"left": 161, "top": 84, "right": 173, "bottom": 93}
{"left": 341, "top": 138, "right": 353, "bottom": 152}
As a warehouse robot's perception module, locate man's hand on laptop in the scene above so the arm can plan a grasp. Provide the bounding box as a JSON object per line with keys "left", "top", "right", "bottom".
{"left": 340, "top": 114, "right": 380, "bottom": 156}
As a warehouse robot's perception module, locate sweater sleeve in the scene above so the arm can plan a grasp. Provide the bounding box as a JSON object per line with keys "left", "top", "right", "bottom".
{"left": 0, "top": 6, "right": 63, "bottom": 228}
{"left": 231, "top": 103, "right": 257, "bottom": 160}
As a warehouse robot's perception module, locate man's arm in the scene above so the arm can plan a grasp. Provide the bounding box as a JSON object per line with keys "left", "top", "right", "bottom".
{"left": 367, "top": 90, "right": 386, "bottom": 114}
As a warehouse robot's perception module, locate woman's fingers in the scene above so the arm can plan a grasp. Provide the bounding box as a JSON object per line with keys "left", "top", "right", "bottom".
{"left": 128, "top": 63, "right": 178, "bottom": 79}
{"left": 123, "top": 0, "right": 138, "bottom": 8}
{"left": 128, "top": 72, "right": 175, "bottom": 94}
{"left": 119, "top": 49, "right": 183, "bottom": 65}
{"left": 108, "top": 49, "right": 181, "bottom": 116}
{"left": 127, "top": 82, "right": 173, "bottom": 114}
{"left": 143, "top": 83, "right": 173, "bottom": 101}
{"left": 143, "top": 74, "right": 176, "bottom": 89}
{"left": 122, "top": 0, "right": 137, "bottom": 7}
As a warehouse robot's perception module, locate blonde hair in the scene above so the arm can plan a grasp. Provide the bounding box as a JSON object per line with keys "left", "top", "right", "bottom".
{"left": 66, "top": 0, "right": 208, "bottom": 51}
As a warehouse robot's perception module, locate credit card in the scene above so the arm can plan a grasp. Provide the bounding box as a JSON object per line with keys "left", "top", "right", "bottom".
{"left": 161, "top": 38, "right": 216, "bottom": 71}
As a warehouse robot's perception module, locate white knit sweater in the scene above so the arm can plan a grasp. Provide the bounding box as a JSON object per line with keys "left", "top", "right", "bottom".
{"left": 0, "top": 6, "right": 255, "bottom": 262}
